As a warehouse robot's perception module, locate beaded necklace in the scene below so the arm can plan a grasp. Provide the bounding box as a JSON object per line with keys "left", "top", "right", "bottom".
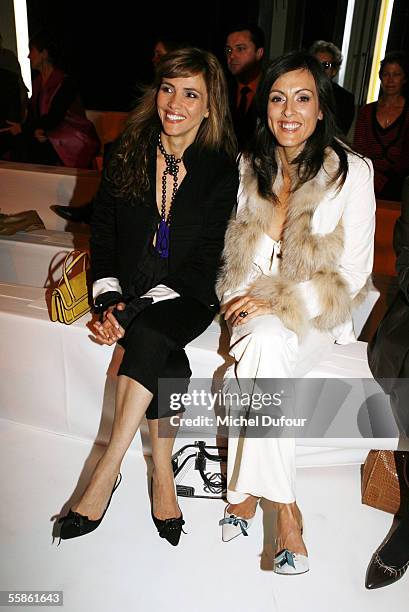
{"left": 156, "top": 133, "right": 182, "bottom": 258}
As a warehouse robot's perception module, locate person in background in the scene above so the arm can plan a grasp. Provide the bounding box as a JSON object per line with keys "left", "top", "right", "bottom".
{"left": 152, "top": 36, "right": 186, "bottom": 68}
{"left": 0, "top": 67, "right": 22, "bottom": 157}
{"left": 53, "top": 35, "right": 188, "bottom": 224}
{"left": 1, "top": 29, "right": 100, "bottom": 168}
{"left": 225, "top": 23, "right": 265, "bottom": 150}
{"left": 58, "top": 47, "right": 238, "bottom": 547}
{"left": 309, "top": 40, "right": 355, "bottom": 135}
{"left": 216, "top": 50, "right": 375, "bottom": 574}
{"left": 366, "top": 194, "right": 409, "bottom": 589}
{"left": 0, "top": 32, "right": 28, "bottom": 116}
{"left": 354, "top": 51, "right": 409, "bottom": 201}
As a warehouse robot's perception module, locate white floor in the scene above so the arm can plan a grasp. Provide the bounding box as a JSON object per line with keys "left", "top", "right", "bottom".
{"left": 0, "top": 417, "right": 407, "bottom": 612}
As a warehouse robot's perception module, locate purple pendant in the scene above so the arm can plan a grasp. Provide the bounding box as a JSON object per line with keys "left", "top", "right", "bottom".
{"left": 156, "top": 219, "right": 170, "bottom": 258}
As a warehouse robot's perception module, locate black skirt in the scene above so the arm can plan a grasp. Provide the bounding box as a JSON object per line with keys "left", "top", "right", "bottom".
{"left": 118, "top": 243, "right": 215, "bottom": 419}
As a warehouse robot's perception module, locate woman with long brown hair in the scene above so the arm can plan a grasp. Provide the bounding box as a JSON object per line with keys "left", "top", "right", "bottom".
{"left": 58, "top": 47, "right": 238, "bottom": 546}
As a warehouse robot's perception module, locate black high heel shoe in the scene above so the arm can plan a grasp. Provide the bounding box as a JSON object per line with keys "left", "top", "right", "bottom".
{"left": 365, "top": 518, "right": 409, "bottom": 589}
{"left": 366, "top": 452, "right": 409, "bottom": 589}
{"left": 58, "top": 473, "right": 122, "bottom": 541}
{"left": 150, "top": 477, "right": 185, "bottom": 546}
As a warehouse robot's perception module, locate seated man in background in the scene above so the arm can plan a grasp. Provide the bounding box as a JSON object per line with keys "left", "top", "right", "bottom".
{"left": 225, "top": 23, "right": 265, "bottom": 150}
{"left": 309, "top": 39, "right": 355, "bottom": 136}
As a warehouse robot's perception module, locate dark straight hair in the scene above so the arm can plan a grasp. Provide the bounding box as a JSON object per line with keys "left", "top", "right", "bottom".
{"left": 248, "top": 50, "right": 350, "bottom": 201}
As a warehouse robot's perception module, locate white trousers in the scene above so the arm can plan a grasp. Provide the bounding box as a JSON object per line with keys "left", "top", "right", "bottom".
{"left": 225, "top": 314, "right": 333, "bottom": 504}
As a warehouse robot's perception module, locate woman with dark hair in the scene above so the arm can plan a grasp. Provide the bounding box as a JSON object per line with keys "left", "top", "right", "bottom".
{"left": 354, "top": 51, "right": 409, "bottom": 200}
{"left": 58, "top": 47, "right": 238, "bottom": 546}
{"left": 1, "top": 29, "right": 99, "bottom": 168}
{"left": 217, "top": 50, "right": 375, "bottom": 573}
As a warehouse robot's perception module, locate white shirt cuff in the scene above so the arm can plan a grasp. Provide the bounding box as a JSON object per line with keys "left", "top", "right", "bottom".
{"left": 141, "top": 284, "right": 180, "bottom": 303}
{"left": 92, "top": 277, "right": 122, "bottom": 300}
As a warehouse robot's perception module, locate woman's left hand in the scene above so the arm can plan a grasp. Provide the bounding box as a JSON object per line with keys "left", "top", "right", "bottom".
{"left": 92, "top": 303, "right": 126, "bottom": 345}
{"left": 221, "top": 294, "right": 274, "bottom": 326}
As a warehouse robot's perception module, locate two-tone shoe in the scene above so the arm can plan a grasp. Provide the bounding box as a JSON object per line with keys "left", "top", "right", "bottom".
{"left": 273, "top": 548, "right": 309, "bottom": 575}
{"left": 219, "top": 500, "right": 259, "bottom": 542}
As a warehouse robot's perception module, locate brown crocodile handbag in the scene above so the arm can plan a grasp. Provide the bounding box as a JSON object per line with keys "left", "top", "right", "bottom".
{"left": 361, "top": 450, "right": 401, "bottom": 514}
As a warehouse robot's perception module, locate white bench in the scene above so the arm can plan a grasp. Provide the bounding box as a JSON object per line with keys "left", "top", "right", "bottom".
{"left": 0, "top": 161, "right": 100, "bottom": 231}
{"left": 0, "top": 275, "right": 393, "bottom": 463}
{"left": 0, "top": 229, "right": 392, "bottom": 464}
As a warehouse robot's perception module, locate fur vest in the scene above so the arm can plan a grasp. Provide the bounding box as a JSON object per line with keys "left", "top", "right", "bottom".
{"left": 216, "top": 149, "right": 370, "bottom": 337}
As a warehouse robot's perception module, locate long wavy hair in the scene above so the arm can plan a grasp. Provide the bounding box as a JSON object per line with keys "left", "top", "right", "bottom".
{"left": 247, "top": 50, "right": 351, "bottom": 202}
{"left": 108, "top": 47, "right": 237, "bottom": 201}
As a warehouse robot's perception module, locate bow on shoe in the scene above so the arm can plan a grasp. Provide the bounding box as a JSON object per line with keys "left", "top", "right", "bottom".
{"left": 158, "top": 516, "right": 186, "bottom": 538}
{"left": 58, "top": 510, "right": 87, "bottom": 531}
{"left": 275, "top": 549, "right": 296, "bottom": 569}
{"left": 219, "top": 515, "right": 249, "bottom": 536}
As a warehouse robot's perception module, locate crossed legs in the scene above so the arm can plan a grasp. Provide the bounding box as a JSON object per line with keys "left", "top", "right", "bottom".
{"left": 72, "top": 297, "right": 214, "bottom": 522}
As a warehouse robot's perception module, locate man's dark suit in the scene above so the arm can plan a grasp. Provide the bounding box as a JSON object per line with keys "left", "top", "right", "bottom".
{"left": 228, "top": 78, "right": 259, "bottom": 151}
{"left": 332, "top": 81, "right": 355, "bottom": 135}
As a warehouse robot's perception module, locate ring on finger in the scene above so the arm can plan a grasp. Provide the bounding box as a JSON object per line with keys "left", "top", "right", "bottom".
{"left": 239, "top": 310, "right": 248, "bottom": 318}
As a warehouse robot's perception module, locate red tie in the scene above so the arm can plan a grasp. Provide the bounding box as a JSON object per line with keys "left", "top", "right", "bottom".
{"left": 237, "top": 86, "right": 251, "bottom": 117}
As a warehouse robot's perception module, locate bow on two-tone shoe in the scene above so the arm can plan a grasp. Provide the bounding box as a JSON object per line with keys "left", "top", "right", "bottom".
{"left": 219, "top": 500, "right": 260, "bottom": 542}
{"left": 273, "top": 548, "right": 309, "bottom": 575}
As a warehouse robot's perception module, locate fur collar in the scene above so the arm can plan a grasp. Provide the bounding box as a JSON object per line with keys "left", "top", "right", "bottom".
{"left": 216, "top": 149, "right": 366, "bottom": 336}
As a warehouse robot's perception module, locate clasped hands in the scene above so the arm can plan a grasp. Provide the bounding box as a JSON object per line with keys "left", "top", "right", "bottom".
{"left": 221, "top": 293, "right": 274, "bottom": 326}
{"left": 92, "top": 303, "right": 126, "bottom": 345}
{"left": 92, "top": 293, "right": 274, "bottom": 342}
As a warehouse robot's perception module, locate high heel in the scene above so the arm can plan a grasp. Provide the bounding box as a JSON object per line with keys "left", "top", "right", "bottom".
{"left": 273, "top": 548, "right": 309, "bottom": 575}
{"left": 219, "top": 499, "right": 259, "bottom": 542}
{"left": 58, "top": 473, "right": 122, "bottom": 541}
{"left": 365, "top": 519, "right": 409, "bottom": 589}
{"left": 150, "top": 477, "right": 185, "bottom": 547}
{"left": 273, "top": 515, "right": 309, "bottom": 575}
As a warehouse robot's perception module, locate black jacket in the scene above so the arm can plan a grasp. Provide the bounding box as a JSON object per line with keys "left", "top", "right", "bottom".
{"left": 368, "top": 199, "right": 409, "bottom": 385}
{"left": 332, "top": 82, "right": 355, "bottom": 136}
{"left": 90, "top": 141, "right": 239, "bottom": 310}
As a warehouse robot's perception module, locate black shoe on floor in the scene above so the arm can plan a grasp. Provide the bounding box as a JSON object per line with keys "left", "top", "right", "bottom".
{"left": 365, "top": 518, "right": 409, "bottom": 589}
{"left": 51, "top": 202, "right": 93, "bottom": 223}
{"left": 58, "top": 473, "right": 122, "bottom": 541}
{"left": 150, "top": 477, "right": 185, "bottom": 546}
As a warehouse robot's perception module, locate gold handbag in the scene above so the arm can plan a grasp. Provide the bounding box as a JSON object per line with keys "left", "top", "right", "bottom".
{"left": 50, "top": 250, "right": 91, "bottom": 325}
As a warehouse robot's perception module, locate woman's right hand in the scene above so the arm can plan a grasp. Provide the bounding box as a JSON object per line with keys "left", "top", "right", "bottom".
{"left": 91, "top": 302, "right": 126, "bottom": 345}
